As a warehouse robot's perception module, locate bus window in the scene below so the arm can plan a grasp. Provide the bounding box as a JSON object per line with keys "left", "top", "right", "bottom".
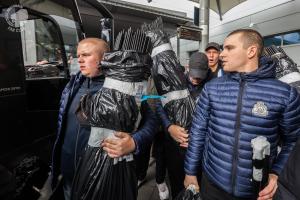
{"left": 21, "top": 17, "right": 66, "bottom": 79}
{"left": 51, "top": 15, "right": 80, "bottom": 75}
{"left": 20, "top": 0, "right": 81, "bottom": 76}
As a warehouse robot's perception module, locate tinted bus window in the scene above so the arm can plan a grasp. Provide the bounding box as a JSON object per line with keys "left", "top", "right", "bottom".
{"left": 21, "top": 17, "right": 66, "bottom": 79}
{"left": 20, "top": 0, "right": 81, "bottom": 76}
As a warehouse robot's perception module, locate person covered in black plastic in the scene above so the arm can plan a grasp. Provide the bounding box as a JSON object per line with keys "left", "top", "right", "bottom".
{"left": 70, "top": 45, "right": 157, "bottom": 200}
{"left": 156, "top": 52, "right": 209, "bottom": 198}
{"left": 184, "top": 29, "right": 300, "bottom": 200}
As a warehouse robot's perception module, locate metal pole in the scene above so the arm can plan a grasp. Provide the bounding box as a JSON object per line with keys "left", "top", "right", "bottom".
{"left": 199, "top": 0, "right": 209, "bottom": 51}
{"left": 177, "top": 28, "right": 180, "bottom": 59}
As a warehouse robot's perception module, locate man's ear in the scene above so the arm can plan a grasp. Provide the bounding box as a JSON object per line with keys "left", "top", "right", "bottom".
{"left": 247, "top": 45, "right": 257, "bottom": 59}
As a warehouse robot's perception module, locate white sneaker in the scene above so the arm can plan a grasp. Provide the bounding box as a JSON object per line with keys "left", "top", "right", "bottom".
{"left": 157, "top": 182, "right": 169, "bottom": 200}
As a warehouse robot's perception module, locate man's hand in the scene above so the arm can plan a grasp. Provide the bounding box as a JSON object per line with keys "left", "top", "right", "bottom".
{"left": 168, "top": 125, "right": 189, "bottom": 147}
{"left": 101, "top": 132, "right": 136, "bottom": 158}
{"left": 184, "top": 175, "right": 200, "bottom": 192}
{"left": 257, "top": 174, "right": 278, "bottom": 200}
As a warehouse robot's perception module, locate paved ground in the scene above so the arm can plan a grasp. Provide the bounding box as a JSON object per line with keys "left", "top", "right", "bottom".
{"left": 137, "top": 159, "right": 160, "bottom": 200}
{"left": 138, "top": 158, "right": 171, "bottom": 200}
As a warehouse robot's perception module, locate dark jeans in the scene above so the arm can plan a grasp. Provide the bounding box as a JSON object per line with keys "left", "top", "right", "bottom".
{"left": 165, "top": 136, "right": 186, "bottom": 199}
{"left": 201, "top": 173, "right": 252, "bottom": 200}
{"left": 152, "top": 130, "right": 167, "bottom": 184}
{"left": 135, "top": 144, "right": 151, "bottom": 181}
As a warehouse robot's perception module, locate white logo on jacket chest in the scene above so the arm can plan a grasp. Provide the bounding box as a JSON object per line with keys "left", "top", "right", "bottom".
{"left": 252, "top": 101, "right": 268, "bottom": 117}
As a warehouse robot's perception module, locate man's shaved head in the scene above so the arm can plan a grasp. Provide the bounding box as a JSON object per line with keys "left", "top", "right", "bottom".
{"left": 77, "top": 38, "right": 109, "bottom": 77}
{"left": 78, "top": 38, "right": 109, "bottom": 58}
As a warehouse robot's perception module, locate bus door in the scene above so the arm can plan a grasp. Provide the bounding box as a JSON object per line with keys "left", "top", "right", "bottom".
{"left": 0, "top": 0, "right": 84, "bottom": 198}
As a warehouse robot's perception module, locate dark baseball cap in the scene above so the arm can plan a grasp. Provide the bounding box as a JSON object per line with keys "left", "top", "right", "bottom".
{"left": 205, "top": 42, "right": 221, "bottom": 51}
{"left": 188, "top": 52, "right": 208, "bottom": 79}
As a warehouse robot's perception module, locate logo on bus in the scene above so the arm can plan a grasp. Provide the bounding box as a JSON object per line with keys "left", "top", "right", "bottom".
{"left": 4, "top": 4, "right": 28, "bottom": 32}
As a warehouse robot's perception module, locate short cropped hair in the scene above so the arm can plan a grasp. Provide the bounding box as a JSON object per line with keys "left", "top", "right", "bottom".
{"left": 227, "top": 29, "right": 264, "bottom": 58}
{"left": 78, "top": 38, "right": 110, "bottom": 58}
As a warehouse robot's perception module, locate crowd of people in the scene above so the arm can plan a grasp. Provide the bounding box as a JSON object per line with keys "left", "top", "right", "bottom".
{"left": 50, "top": 28, "right": 300, "bottom": 200}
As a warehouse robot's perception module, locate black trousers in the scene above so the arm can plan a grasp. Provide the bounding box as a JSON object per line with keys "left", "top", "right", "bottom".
{"left": 165, "top": 135, "right": 186, "bottom": 199}
{"left": 201, "top": 173, "right": 252, "bottom": 200}
{"left": 152, "top": 130, "right": 167, "bottom": 184}
{"left": 135, "top": 144, "right": 151, "bottom": 181}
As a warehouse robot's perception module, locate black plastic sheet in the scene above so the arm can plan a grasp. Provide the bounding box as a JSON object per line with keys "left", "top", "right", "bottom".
{"left": 88, "top": 87, "right": 140, "bottom": 132}
{"left": 151, "top": 51, "right": 195, "bottom": 129}
{"left": 77, "top": 50, "right": 151, "bottom": 132}
{"left": 143, "top": 18, "right": 195, "bottom": 128}
{"left": 102, "top": 50, "right": 151, "bottom": 82}
{"left": 72, "top": 50, "right": 150, "bottom": 200}
{"left": 71, "top": 146, "right": 137, "bottom": 200}
{"left": 175, "top": 188, "right": 202, "bottom": 200}
{"left": 263, "top": 45, "right": 300, "bottom": 93}
{"left": 151, "top": 50, "right": 187, "bottom": 94}
{"left": 163, "top": 95, "right": 195, "bottom": 129}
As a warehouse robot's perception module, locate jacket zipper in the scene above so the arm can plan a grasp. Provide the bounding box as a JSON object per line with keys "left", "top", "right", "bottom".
{"left": 231, "top": 79, "right": 245, "bottom": 195}
{"left": 74, "top": 78, "right": 90, "bottom": 170}
{"left": 74, "top": 124, "right": 81, "bottom": 170}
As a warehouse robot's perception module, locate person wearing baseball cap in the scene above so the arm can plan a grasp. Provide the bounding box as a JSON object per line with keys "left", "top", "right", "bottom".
{"left": 205, "top": 42, "right": 223, "bottom": 79}
{"left": 188, "top": 51, "right": 209, "bottom": 99}
{"left": 155, "top": 51, "right": 209, "bottom": 198}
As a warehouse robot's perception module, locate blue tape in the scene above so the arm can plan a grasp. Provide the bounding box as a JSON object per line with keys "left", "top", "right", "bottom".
{"left": 141, "top": 95, "right": 166, "bottom": 102}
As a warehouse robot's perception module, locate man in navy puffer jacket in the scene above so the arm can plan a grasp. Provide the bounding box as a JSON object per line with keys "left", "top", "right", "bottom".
{"left": 184, "top": 29, "right": 300, "bottom": 200}
{"left": 51, "top": 38, "right": 109, "bottom": 199}
{"left": 51, "top": 38, "right": 157, "bottom": 200}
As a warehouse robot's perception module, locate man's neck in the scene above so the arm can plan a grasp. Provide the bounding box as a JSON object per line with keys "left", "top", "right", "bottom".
{"left": 238, "top": 60, "right": 259, "bottom": 73}
{"left": 210, "top": 64, "right": 218, "bottom": 72}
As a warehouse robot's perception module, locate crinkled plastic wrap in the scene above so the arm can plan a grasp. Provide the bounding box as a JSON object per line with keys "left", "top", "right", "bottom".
{"left": 151, "top": 50, "right": 187, "bottom": 94}
{"left": 102, "top": 50, "right": 151, "bottom": 82}
{"left": 143, "top": 18, "right": 195, "bottom": 128}
{"left": 263, "top": 45, "right": 300, "bottom": 93}
{"left": 72, "top": 50, "right": 150, "bottom": 200}
{"left": 163, "top": 96, "right": 195, "bottom": 129}
{"left": 71, "top": 146, "right": 137, "bottom": 200}
{"left": 88, "top": 87, "right": 140, "bottom": 132}
{"left": 77, "top": 50, "right": 151, "bottom": 132}
{"left": 151, "top": 50, "right": 195, "bottom": 128}
{"left": 153, "top": 54, "right": 195, "bottom": 128}
{"left": 175, "top": 186, "right": 202, "bottom": 200}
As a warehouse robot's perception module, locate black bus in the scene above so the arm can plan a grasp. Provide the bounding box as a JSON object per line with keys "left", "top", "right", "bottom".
{"left": 0, "top": 0, "right": 112, "bottom": 199}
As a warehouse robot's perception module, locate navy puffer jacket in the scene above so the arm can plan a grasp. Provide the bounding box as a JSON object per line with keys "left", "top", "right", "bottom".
{"left": 184, "top": 57, "right": 300, "bottom": 198}
{"left": 51, "top": 72, "right": 157, "bottom": 188}
{"left": 51, "top": 72, "right": 86, "bottom": 187}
